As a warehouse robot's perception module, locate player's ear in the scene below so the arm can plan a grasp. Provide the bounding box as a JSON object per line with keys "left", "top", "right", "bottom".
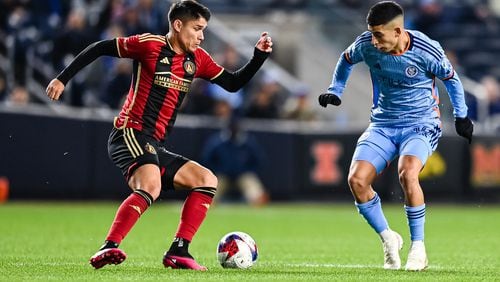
{"left": 394, "top": 26, "right": 403, "bottom": 37}
{"left": 173, "top": 19, "right": 183, "bottom": 32}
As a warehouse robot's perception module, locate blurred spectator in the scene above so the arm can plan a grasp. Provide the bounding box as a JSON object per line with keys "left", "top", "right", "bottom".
{"left": 481, "top": 75, "right": 500, "bottom": 117}
{"left": 267, "top": 0, "right": 308, "bottom": 10}
{"left": 282, "top": 85, "right": 317, "bottom": 121}
{"left": 100, "top": 60, "right": 132, "bottom": 109}
{"left": 490, "top": 0, "right": 500, "bottom": 17}
{"left": 209, "top": 44, "right": 247, "bottom": 115}
{"left": 118, "top": 5, "right": 145, "bottom": 35}
{"left": 216, "top": 44, "right": 245, "bottom": 70}
{"left": 244, "top": 74, "right": 282, "bottom": 119}
{"left": 408, "top": 0, "right": 440, "bottom": 35}
{"left": 464, "top": 91, "right": 479, "bottom": 122}
{"left": 52, "top": 8, "right": 98, "bottom": 107}
{"left": 135, "top": 0, "right": 167, "bottom": 34}
{"left": 7, "top": 3, "right": 34, "bottom": 85}
{"left": 202, "top": 117, "right": 269, "bottom": 206}
{"left": 469, "top": 1, "right": 499, "bottom": 32}
{"left": 4, "top": 85, "right": 30, "bottom": 107}
{"left": 212, "top": 98, "right": 234, "bottom": 120}
{"left": 0, "top": 70, "right": 6, "bottom": 101}
{"left": 338, "top": 0, "right": 364, "bottom": 9}
{"left": 208, "top": 83, "right": 244, "bottom": 115}
{"left": 29, "top": 0, "right": 67, "bottom": 40}
{"left": 1, "top": 0, "right": 68, "bottom": 87}
{"left": 407, "top": 0, "right": 464, "bottom": 38}
{"left": 182, "top": 43, "right": 248, "bottom": 117}
{"left": 180, "top": 79, "right": 215, "bottom": 115}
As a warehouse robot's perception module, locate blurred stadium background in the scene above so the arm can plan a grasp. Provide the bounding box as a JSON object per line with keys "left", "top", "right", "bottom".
{"left": 0, "top": 0, "right": 499, "bottom": 203}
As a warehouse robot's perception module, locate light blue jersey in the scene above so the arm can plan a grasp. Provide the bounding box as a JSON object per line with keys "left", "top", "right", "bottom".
{"left": 327, "top": 30, "right": 468, "bottom": 127}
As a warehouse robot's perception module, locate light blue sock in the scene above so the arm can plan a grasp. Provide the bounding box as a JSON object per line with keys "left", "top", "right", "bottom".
{"left": 405, "top": 204, "right": 426, "bottom": 241}
{"left": 355, "top": 193, "right": 389, "bottom": 234}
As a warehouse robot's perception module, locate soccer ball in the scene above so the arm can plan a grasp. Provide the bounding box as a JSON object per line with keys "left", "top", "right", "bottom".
{"left": 217, "top": 231, "right": 258, "bottom": 269}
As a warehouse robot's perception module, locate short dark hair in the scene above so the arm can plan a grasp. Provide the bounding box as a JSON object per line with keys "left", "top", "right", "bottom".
{"left": 168, "top": 0, "right": 211, "bottom": 24}
{"left": 366, "top": 1, "right": 403, "bottom": 26}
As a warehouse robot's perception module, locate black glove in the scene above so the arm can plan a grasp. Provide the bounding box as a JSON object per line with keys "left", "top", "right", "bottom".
{"left": 318, "top": 93, "right": 342, "bottom": 107}
{"left": 455, "top": 117, "right": 473, "bottom": 144}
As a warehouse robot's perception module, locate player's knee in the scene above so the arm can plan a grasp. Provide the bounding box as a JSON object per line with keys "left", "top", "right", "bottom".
{"left": 398, "top": 169, "right": 419, "bottom": 188}
{"left": 348, "top": 172, "right": 367, "bottom": 190}
{"left": 194, "top": 168, "right": 218, "bottom": 189}
{"left": 128, "top": 177, "right": 161, "bottom": 200}
{"left": 348, "top": 173, "right": 369, "bottom": 196}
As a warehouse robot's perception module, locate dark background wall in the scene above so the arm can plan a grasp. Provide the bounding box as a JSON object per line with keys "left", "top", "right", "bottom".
{"left": 1, "top": 112, "right": 499, "bottom": 202}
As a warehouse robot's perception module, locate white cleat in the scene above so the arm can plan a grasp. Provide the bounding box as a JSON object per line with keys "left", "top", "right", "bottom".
{"left": 382, "top": 230, "right": 403, "bottom": 270}
{"left": 405, "top": 241, "right": 428, "bottom": 271}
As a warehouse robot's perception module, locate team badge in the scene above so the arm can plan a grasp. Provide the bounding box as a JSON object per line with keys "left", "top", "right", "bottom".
{"left": 183, "top": 60, "right": 196, "bottom": 75}
{"left": 405, "top": 66, "right": 418, "bottom": 77}
{"left": 145, "top": 143, "right": 157, "bottom": 155}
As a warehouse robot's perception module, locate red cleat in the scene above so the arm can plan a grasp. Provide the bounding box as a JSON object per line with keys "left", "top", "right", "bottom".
{"left": 89, "top": 248, "right": 127, "bottom": 269}
{"left": 163, "top": 254, "right": 208, "bottom": 271}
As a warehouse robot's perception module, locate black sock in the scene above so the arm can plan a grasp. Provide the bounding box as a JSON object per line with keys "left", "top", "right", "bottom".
{"left": 100, "top": 240, "right": 119, "bottom": 250}
{"left": 167, "top": 237, "right": 192, "bottom": 258}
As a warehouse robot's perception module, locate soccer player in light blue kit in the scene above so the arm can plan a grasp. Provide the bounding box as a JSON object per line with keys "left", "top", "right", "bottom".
{"left": 319, "top": 1, "right": 473, "bottom": 271}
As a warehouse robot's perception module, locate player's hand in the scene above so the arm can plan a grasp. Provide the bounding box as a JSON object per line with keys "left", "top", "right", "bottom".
{"left": 255, "top": 32, "right": 273, "bottom": 53}
{"left": 455, "top": 117, "right": 473, "bottom": 144}
{"left": 46, "top": 78, "right": 65, "bottom": 101}
{"left": 318, "top": 93, "right": 341, "bottom": 107}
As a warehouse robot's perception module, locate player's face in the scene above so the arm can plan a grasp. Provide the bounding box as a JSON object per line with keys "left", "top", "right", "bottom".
{"left": 178, "top": 17, "right": 207, "bottom": 53}
{"left": 368, "top": 24, "right": 398, "bottom": 53}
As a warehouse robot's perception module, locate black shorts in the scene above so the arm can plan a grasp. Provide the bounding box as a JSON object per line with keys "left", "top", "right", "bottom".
{"left": 107, "top": 127, "right": 190, "bottom": 190}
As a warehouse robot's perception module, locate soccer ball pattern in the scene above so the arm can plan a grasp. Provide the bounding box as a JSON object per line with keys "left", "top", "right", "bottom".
{"left": 217, "top": 231, "right": 258, "bottom": 269}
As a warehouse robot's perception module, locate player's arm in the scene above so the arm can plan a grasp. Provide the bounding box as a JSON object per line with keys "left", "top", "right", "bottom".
{"left": 212, "top": 32, "right": 272, "bottom": 92}
{"left": 319, "top": 32, "right": 368, "bottom": 108}
{"left": 212, "top": 49, "right": 269, "bottom": 92}
{"left": 442, "top": 72, "right": 473, "bottom": 143}
{"left": 46, "top": 39, "right": 119, "bottom": 100}
{"left": 432, "top": 53, "right": 473, "bottom": 143}
{"left": 318, "top": 52, "right": 355, "bottom": 107}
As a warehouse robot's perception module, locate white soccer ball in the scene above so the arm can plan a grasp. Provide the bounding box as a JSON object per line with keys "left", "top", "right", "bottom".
{"left": 217, "top": 231, "right": 258, "bottom": 269}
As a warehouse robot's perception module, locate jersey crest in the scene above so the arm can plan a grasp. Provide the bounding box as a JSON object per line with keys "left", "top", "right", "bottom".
{"left": 183, "top": 60, "right": 196, "bottom": 75}
{"left": 405, "top": 65, "right": 418, "bottom": 78}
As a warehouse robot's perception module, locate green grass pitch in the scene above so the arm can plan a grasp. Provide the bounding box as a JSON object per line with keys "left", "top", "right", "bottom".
{"left": 1, "top": 201, "right": 499, "bottom": 281}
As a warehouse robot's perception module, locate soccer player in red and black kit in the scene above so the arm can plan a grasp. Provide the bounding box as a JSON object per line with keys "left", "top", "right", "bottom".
{"left": 46, "top": 0, "right": 272, "bottom": 271}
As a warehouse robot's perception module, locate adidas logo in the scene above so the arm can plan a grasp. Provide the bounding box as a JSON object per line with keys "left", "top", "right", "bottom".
{"left": 160, "top": 57, "right": 169, "bottom": 64}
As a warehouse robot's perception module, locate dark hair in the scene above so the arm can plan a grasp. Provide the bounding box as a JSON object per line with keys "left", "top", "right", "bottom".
{"left": 366, "top": 1, "right": 403, "bottom": 26}
{"left": 168, "top": 0, "right": 211, "bottom": 24}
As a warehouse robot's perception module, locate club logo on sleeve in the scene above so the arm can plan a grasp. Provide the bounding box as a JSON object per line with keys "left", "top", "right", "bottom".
{"left": 145, "top": 143, "right": 157, "bottom": 155}
{"left": 183, "top": 60, "right": 196, "bottom": 75}
{"left": 405, "top": 65, "right": 418, "bottom": 77}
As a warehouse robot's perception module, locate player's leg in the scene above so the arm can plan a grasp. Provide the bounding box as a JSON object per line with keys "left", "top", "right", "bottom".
{"left": 350, "top": 127, "right": 402, "bottom": 269}
{"left": 398, "top": 154, "right": 428, "bottom": 271}
{"left": 90, "top": 128, "right": 160, "bottom": 269}
{"left": 158, "top": 151, "right": 217, "bottom": 271}
{"left": 399, "top": 125, "right": 440, "bottom": 271}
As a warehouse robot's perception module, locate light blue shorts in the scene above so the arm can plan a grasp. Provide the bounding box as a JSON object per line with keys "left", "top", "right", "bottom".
{"left": 352, "top": 123, "right": 442, "bottom": 174}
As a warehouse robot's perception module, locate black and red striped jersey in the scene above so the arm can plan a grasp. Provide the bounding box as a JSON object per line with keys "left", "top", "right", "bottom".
{"left": 113, "top": 33, "right": 224, "bottom": 141}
